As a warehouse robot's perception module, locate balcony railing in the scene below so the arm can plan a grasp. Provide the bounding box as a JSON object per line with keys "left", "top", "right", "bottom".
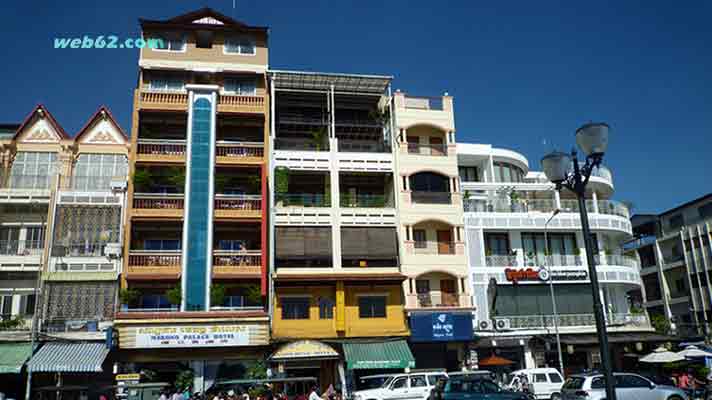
{"left": 413, "top": 241, "right": 456, "bottom": 255}
{"left": 1, "top": 174, "right": 53, "bottom": 190}
{"left": 337, "top": 140, "right": 389, "bottom": 153}
{"left": 0, "top": 240, "right": 43, "bottom": 256}
{"left": 340, "top": 194, "right": 392, "bottom": 208}
{"left": 140, "top": 90, "right": 188, "bottom": 108}
{"left": 65, "top": 175, "right": 124, "bottom": 191}
{"left": 136, "top": 139, "right": 186, "bottom": 157}
{"left": 524, "top": 254, "right": 584, "bottom": 267}
{"left": 416, "top": 292, "right": 460, "bottom": 307}
{"left": 216, "top": 142, "right": 264, "bottom": 159}
{"left": 411, "top": 191, "right": 452, "bottom": 204}
{"left": 128, "top": 251, "right": 181, "bottom": 267}
{"left": 485, "top": 255, "right": 518, "bottom": 267}
{"left": 404, "top": 96, "right": 444, "bottom": 111}
{"left": 214, "top": 194, "right": 261, "bottom": 211}
{"left": 218, "top": 94, "right": 265, "bottom": 112}
{"left": 600, "top": 254, "right": 639, "bottom": 268}
{"left": 275, "top": 193, "right": 330, "bottom": 207}
{"left": 464, "top": 199, "right": 556, "bottom": 213}
{"left": 505, "top": 313, "right": 649, "bottom": 329}
{"left": 213, "top": 250, "right": 261, "bottom": 267}
{"left": 274, "top": 137, "right": 329, "bottom": 151}
{"left": 407, "top": 143, "right": 448, "bottom": 156}
{"left": 133, "top": 193, "right": 184, "bottom": 210}
{"left": 52, "top": 242, "right": 108, "bottom": 257}
{"left": 597, "top": 200, "right": 630, "bottom": 218}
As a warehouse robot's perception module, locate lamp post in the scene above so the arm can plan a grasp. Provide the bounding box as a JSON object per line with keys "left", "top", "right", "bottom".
{"left": 544, "top": 209, "right": 564, "bottom": 375}
{"left": 540, "top": 122, "right": 616, "bottom": 400}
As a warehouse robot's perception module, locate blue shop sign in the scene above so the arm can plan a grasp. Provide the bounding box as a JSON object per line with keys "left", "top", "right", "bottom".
{"left": 410, "top": 312, "right": 474, "bottom": 342}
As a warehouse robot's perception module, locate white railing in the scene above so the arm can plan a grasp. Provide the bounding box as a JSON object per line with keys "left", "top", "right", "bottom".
{"left": 413, "top": 241, "right": 456, "bottom": 255}
{"left": 505, "top": 313, "right": 649, "bottom": 329}
{"left": 485, "top": 255, "right": 518, "bottom": 267}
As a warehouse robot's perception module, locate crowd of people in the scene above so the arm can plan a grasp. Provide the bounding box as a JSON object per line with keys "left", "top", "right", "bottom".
{"left": 157, "top": 383, "right": 341, "bottom": 400}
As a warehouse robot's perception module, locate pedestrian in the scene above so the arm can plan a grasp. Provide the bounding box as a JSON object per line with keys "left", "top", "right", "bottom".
{"left": 308, "top": 386, "right": 321, "bottom": 400}
{"left": 159, "top": 391, "right": 168, "bottom": 400}
{"left": 679, "top": 370, "right": 692, "bottom": 390}
{"left": 520, "top": 374, "right": 530, "bottom": 394}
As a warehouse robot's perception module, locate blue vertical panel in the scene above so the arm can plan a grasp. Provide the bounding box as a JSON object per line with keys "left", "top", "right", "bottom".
{"left": 184, "top": 97, "right": 213, "bottom": 311}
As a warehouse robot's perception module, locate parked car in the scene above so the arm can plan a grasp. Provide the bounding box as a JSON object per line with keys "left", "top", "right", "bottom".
{"left": 357, "top": 374, "right": 398, "bottom": 391}
{"left": 507, "top": 368, "right": 565, "bottom": 400}
{"left": 352, "top": 370, "right": 448, "bottom": 400}
{"left": 561, "top": 372, "right": 688, "bottom": 400}
{"left": 430, "top": 373, "right": 530, "bottom": 400}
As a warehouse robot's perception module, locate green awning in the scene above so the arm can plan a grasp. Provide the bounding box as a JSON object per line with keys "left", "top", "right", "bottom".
{"left": 343, "top": 340, "right": 415, "bottom": 370}
{"left": 0, "top": 342, "right": 32, "bottom": 374}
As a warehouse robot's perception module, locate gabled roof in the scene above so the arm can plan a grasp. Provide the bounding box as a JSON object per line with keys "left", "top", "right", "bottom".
{"left": 12, "top": 104, "right": 69, "bottom": 141}
{"left": 140, "top": 7, "right": 268, "bottom": 33}
{"left": 74, "top": 106, "right": 128, "bottom": 143}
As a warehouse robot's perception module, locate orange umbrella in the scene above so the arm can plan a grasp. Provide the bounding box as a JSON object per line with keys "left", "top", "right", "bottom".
{"left": 478, "top": 355, "right": 515, "bottom": 366}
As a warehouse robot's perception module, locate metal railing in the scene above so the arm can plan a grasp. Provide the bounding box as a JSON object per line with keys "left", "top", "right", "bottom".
{"left": 506, "top": 313, "right": 649, "bottom": 329}
{"left": 404, "top": 95, "right": 444, "bottom": 111}
{"left": 2, "top": 174, "right": 54, "bottom": 190}
{"left": 413, "top": 241, "right": 456, "bottom": 255}
{"left": 215, "top": 141, "right": 264, "bottom": 158}
{"left": 411, "top": 191, "right": 452, "bottom": 204}
{"left": 463, "top": 199, "right": 556, "bottom": 213}
{"left": 407, "top": 143, "right": 448, "bottom": 156}
{"left": 133, "top": 193, "right": 184, "bottom": 209}
{"left": 601, "top": 254, "right": 639, "bottom": 268}
{"left": 214, "top": 194, "right": 261, "bottom": 211}
{"left": 128, "top": 251, "right": 181, "bottom": 267}
{"left": 339, "top": 194, "right": 392, "bottom": 208}
{"left": 140, "top": 90, "right": 188, "bottom": 107}
{"left": 275, "top": 193, "right": 330, "bottom": 207}
{"left": 485, "top": 255, "right": 518, "bottom": 267}
{"left": 523, "top": 254, "right": 584, "bottom": 267}
{"left": 0, "top": 240, "right": 43, "bottom": 256}
{"left": 416, "top": 292, "right": 460, "bottom": 307}
{"left": 136, "top": 139, "right": 187, "bottom": 156}
{"left": 213, "top": 250, "right": 261, "bottom": 267}
{"left": 597, "top": 200, "right": 630, "bottom": 218}
{"left": 337, "top": 140, "right": 389, "bottom": 153}
{"left": 591, "top": 165, "right": 613, "bottom": 184}
{"left": 122, "top": 306, "right": 179, "bottom": 313}
{"left": 274, "top": 137, "right": 329, "bottom": 151}
{"left": 52, "top": 242, "right": 108, "bottom": 257}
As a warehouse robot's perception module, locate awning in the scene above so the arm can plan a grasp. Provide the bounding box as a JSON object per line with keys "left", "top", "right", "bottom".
{"left": 343, "top": 340, "right": 415, "bottom": 370}
{"left": 0, "top": 342, "right": 32, "bottom": 374}
{"left": 270, "top": 340, "right": 340, "bottom": 361}
{"left": 28, "top": 342, "right": 109, "bottom": 373}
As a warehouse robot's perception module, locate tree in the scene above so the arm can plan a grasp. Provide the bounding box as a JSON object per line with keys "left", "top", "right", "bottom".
{"left": 175, "top": 369, "right": 194, "bottom": 391}
{"left": 651, "top": 314, "right": 670, "bottom": 334}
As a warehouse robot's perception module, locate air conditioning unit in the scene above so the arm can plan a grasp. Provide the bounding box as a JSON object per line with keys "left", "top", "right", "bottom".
{"left": 493, "top": 318, "right": 511, "bottom": 331}
{"left": 104, "top": 243, "right": 122, "bottom": 259}
{"left": 110, "top": 180, "right": 127, "bottom": 192}
{"left": 478, "top": 320, "right": 493, "bottom": 331}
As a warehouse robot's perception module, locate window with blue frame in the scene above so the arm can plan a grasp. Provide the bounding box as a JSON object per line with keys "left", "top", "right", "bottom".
{"left": 139, "top": 294, "right": 171, "bottom": 309}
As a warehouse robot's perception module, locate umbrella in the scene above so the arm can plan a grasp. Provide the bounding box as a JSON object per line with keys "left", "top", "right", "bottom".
{"left": 478, "top": 355, "right": 515, "bottom": 366}
{"left": 640, "top": 346, "right": 685, "bottom": 363}
{"left": 677, "top": 345, "right": 712, "bottom": 359}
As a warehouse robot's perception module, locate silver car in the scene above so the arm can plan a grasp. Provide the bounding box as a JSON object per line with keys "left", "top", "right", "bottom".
{"left": 562, "top": 372, "right": 688, "bottom": 400}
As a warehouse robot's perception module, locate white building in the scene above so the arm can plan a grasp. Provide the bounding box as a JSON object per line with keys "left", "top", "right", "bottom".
{"left": 458, "top": 143, "right": 654, "bottom": 373}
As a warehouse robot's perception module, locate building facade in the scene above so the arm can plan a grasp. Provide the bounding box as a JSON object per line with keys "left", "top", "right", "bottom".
{"left": 628, "top": 193, "right": 712, "bottom": 338}
{"left": 458, "top": 143, "right": 654, "bottom": 374}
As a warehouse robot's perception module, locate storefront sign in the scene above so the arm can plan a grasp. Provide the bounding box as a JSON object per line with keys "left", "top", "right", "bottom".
{"left": 118, "top": 323, "right": 269, "bottom": 349}
{"left": 505, "top": 268, "right": 587, "bottom": 283}
{"left": 115, "top": 373, "right": 141, "bottom": 381}
{"left": 410, "top": 312, "right": 474, "bottom": 342}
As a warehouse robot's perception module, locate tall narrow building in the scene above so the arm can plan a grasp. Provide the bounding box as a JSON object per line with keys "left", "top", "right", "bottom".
{"left": 115, "top": 8, "right": 270, "bottom": 387}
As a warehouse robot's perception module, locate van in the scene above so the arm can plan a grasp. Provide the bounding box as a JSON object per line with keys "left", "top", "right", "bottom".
{"left": 507, "top": 368, "right": 564, "bottom": 400}
{"left": 352, "top": 370, "right": 449, "bottom": 400}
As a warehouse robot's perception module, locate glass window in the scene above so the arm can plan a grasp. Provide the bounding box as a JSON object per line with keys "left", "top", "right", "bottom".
{"left": 391, "top": 377, "right": 408, "bottom": 390}
{"left": 358, "top": 296, "right": 386, "bottom": 318}
{"left": 148, "top": 74, "right": 185, "bottom": 91}
{"left": 494, "top": 162, "right": 524, "bottom": 183}
{"left": 534, "top": 374, "right": 547, "bottom": 383}
{"left": 458, "top": 166, "right": 479, "bottom": 182}
{"left": 1, "top": 295, "right": 13, "bottom": 317}
{"left": 548, "top": 373, "right": 563, "bottom": 383}
{"left": 416, "top": 280, "right": 430, "bottom": 294}
{"left": 224, "top": 77, "right": 257, "bottom": 95}
{"left": 590, "top": 377, "right": 605, "bottom": 389}
{"left": 10, "top": 152, "right": 58, "bottom": 189}
{"left": 152, "top": 35, "right": 185, "bottom": 51}
{"left": 281, "top": 297, "right": 310, "bottom": 320}
{"left": 485, "top": 233, "right": 510, "bottom": 255}
{"left": 413, "top": 230, "right": 427, "bottom": 246}
{"left": 318, "top": 297, "right": 334, "bottom": 319}
{"left": 23, "top": 294, "right": 36, "bottom": 315}
{"left": 225, "top": 36, "right": 256, "bottom": 54}
{"left": 479, "top": 380, "right": 500, "bottom": 393}
{"left": 144, "top": 239, "right": 181, "bottom": 251}
{"left": 410, "top": 376, "right": 427, "bottom": 388}
{"left": 428, "top": 375, "right": 446, "bottom": 386}
{"left": 73, "top": 154, "right": 128, "bottom": 190}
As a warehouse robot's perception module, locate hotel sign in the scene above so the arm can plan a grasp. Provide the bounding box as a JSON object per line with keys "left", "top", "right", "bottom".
{"left": 505, "top": 268, "right": 587, "bottom": 283}
{"left": 119, "top": 323, "right": 269, "bottom": 349}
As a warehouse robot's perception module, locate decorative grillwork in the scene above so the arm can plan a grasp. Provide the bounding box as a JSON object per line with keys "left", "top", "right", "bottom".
{"left": 42, "top": 282, "right": 116, "bottom": 323}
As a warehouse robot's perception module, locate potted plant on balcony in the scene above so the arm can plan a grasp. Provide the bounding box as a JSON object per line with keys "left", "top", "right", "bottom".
{"left": 309, "top": 126, "right": 328, "bottom": 151}
{"left": 165, "top": 285, "right": 182, "bottom": 308}
{"left": 509, "top": 191, "right": 524, "bottom": 212}
{"left": 133, "top": 169, "right": 153, "bottom": 192}
{"left": 211, "top": 284, "right": 226, "bottom": 307}
{"left": 274, "top": 167, "right": 289, "bottom": 207}
{"left": 119, "top": 288, "right": 140, "bottom": 311}
{"left": 167, "top": 167, "right": 185, "bottom": 189}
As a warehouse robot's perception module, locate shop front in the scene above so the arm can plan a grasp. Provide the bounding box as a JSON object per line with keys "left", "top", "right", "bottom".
{"left": 269, "top": 340, "right": 341, "bottom": 394}
{"left": 408, "top": 311, "right": 474, "bottom": 371}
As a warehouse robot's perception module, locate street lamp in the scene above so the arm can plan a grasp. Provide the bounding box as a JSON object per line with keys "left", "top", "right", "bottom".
{"left": 540, "top": 122, "right": 616, "bottom": 400}
{"left": 543, "top": 209, "right": 564, "bottom": 375}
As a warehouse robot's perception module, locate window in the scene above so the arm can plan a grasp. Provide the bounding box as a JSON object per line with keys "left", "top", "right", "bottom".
{"left": 590, "top": 377, "right": 605, "bottom": 389}
{"left": 358, "top": 296, "right": 386, "bottom": 318}
{"left": 149, "top": 75, "right": 185, "bottom": 91}
{"left": 224, "top": 77, "right": 257, "bottom": 95}
{"left": 318, "top": 297, "right": 334, "bottom": 319}
{"left": 25, "top": 227, "right": 45, "bottom": 249}
{"left": 548, "top": 373, "right": 563, "bottom": 383}
{"left": 479, "top": 380, "right": 500, "bottom": 394}
{"left": 72, "top": 154, "right": 128, "bottom": 190}
{"left": 428, "top": 375, "right": 446, "bottom": 386}
{"left": 413, "top": 229, "right": 427, "bottom": 247}
{"left": 23, "top": 294, "right": 36, "bottom": 316}
{"left": 675, "top": 278, "right": 686, "bottom": 293}
{"left": 225, "top": 36, "right": 256, "bottom": 54}
{"left": 485, "top": 233, "right": 510, "bottom": 256}
{"left": 217, "top": 240, "right": 247, "bottom": 251}
{"left": 144, "top": 239, "right": 181, "bottom": 251}
{"left": 1, "top": 295, "right": 13, "bottom": 317}
{"left": 493, "top": 162, "right": 524, "bottom": 183}
{"left": 534, "top": 374, "right": 548, "bottom": 383}
{"left": 699, "top": 203, "right": 712, "bottom": 219}
{"left": 416, "top": 280, "right": 430, "bottom": 294}
{"left": 616, "top": 374, "right": 649, "bottom": 388}
{"left": 281, "top": 297, "right": 309, "bottom": 320}
{"left": 9, "top": 152, "right": 58, "bottom": 189}
{"left": 391, "top": 377, "right": 408, "bottom": 390}
{"left": 668, "top": 214, "right": 684, "bottom": 230}
{"left": 458, "top": 166, "right": 479, "bottom": 182}
{"left": 152, "top": 35, "right": 185, "bottom": 51}
{"left": 410, "top": 376, "right": 427, "bottom": 388}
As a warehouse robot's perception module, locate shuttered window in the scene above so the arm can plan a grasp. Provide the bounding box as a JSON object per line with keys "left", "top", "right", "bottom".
{"left": 275, "top": 227, "right": 332, "bottom": 268}
{"left": 341, "top": 227, "right": 398, "bottom": 267}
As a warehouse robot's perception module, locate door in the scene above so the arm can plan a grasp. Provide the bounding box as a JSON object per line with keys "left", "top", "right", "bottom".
{"left": 439, "top": 279, "right": 457, "bottom": 306}
{"left": 416, "top": 280, "right": 431, "bottom": 307}
{"left": 387, "top": 376, "right": 411, "bottom": 400}
{"left": 531, "top": 373, "right": 549, "bottom": 398}
{"left": 409, "top": 375, "right": 430, "bottom": 400}
{"left": 429, "top": 137, "right": 444, "bottom": 156}
{"left": 547, "top": 372, "right": 564, "bottom": 397}
{"left": 437, "top": 230, "right": 452, "bottom": 254}
{"left": 616, "top": 374, "right": 652, "bottom": 400}
{"left": 407, "top": 136, "right": 419, "bottom": 154}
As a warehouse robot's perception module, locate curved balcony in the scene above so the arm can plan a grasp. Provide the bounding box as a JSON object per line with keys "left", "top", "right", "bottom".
{"left": 504, "top": 313, "right": 649, "bottom": 331}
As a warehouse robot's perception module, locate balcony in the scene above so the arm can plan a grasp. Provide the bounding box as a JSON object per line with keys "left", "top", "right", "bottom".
{"left": 214, "top": 194, "right": 261, "bottom": 219}
{"left": 485, "top": 255, "right": 519, "bottom": 267}
{"left": 132, "top": 193, "right": 184, "bottom": 219}
{"left": 212, "top": 250, "right": 261, "bottom": 278}
{"left": 340, "top": 194, "right": 392, "bottom": 208}
{"left": 337, "top": 139, "right": 389, "bottom": 153}
{"left": 597, "top": 254, "right": 639, "bottom": 268}
{"left": 52, "top": 242, "right": 108, "bottom": 257}
{"left": 407, "top": 292, "right": 473, "bottom": 309}
{"left": 413, "top": 241, "right": 456, "bottom": 255}
{"left": 504, "top": 313, "right": 650, "bottom": 330}
{"left": 138, "top": 90, "right": 189, "bottom": 111}
{"left": 465, "top": 199, "right": 556, "bottom": 213}
{"left": 275, "top": 193, "right": 330, "bottom": 208}
{"left": 217, "top": 94, "right": 266, "bottom": 114}
{"left": 411, "top": 191, "right": 452, "bottom": 205}
{"left": 136, "top": 139, "right": 186, "bottom": 163}
{"left": 126, "top": 250, "right": 181, "bottom": 279}
{"left": 216, "top": 142, "right": 264, "bottom": 164}
{"left": 407, "top": 143, "right": 448, "bottom": 156}
{"left": 0, "top": 240, "right": 43, "bottom": 256}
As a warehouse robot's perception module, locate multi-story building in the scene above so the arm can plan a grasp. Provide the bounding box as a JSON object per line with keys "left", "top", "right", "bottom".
{"left": 627, "top": 193, "right": 712, "bottom": 338}
{"left": 267, "top": 71, "right": 411, "bottom": 386}
{"left": 390, "top": 91, "right": 474, "bottom": 370}
{"left": 114, "top": 8, "right": 270, "bottom": 388}
{"left": 458, "top": 143, "right": 654, "bottom": 374}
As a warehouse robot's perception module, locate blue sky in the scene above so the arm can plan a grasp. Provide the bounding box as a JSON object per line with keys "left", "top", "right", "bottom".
{"left": 1, "top": 0, "right": 710, "bottom": 214}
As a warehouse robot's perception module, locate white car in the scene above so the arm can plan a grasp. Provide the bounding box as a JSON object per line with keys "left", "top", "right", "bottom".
{"left": 507, "top": 368, "right": 565, "bottom": 400}
{"left": 352, "top": 371, "right": 448, "bottom": 400}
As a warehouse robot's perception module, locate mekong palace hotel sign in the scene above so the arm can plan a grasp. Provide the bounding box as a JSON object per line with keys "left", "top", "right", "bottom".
{"left": 118, "top": 323, "right": 269, "bottom": 349}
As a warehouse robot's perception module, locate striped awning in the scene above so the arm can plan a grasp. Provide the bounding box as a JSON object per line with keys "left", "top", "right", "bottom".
{"left": 28, "top": 342, "right": 108, "bottom": 373}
